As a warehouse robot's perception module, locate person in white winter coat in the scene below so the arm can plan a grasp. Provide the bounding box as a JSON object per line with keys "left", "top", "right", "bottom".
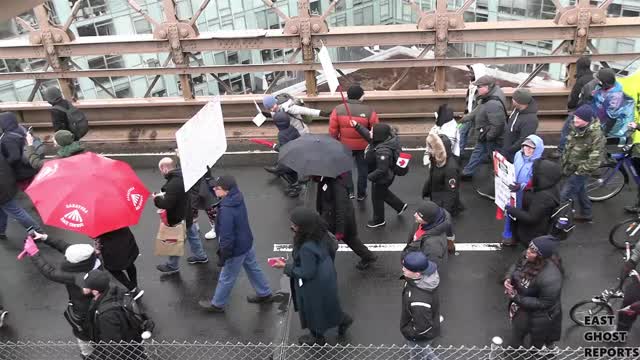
{"left": 423, "top": 104, "right": 460, "bottom": 166}
{"left": 262, "top": 95, "right": 331, "bottom": 135}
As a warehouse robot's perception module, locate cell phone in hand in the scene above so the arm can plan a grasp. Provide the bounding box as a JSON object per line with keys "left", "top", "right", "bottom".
{"left": 27, "top": 126, "right": 33, "bottom": 133}
{"left": 268, "top": 257, "right": 286, "bottom": 267}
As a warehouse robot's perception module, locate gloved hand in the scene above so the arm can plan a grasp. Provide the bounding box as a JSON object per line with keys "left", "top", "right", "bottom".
{"left": 261, "top": 111, "right": 272, "bottom": 118}
{"left": 423, "top": 154, "right": 431, "bottom": 167}
{"left": 508, "top": 183, "right": 521, "bottom": 192}
{"left": 335, "top": 232, "right": 344, "bottom": 241}
{"left": 621, "top": 260, "right": 636, "bottom": 278}
{"left": 319, "top": 110, "right": 331, "bottom": 117}
{"left": 17, "top": 236, "right": 39, "bottom": 260}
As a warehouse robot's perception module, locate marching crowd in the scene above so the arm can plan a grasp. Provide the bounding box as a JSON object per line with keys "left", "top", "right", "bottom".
{"left": 0, "top": 55, "right": 640, "bottom": 359}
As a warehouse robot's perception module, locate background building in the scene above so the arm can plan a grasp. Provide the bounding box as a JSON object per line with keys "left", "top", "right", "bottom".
{"left": 0, "top": 0, "right": 638, "bottom": 102}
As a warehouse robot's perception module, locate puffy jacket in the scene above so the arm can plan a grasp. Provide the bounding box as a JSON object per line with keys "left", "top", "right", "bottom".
{"left": 567, "top": 57, "right": 595, "bottom": 111}
{"left": 507, "top": 160, "right": 562, "bottom": 245}
{"left": 273, "top": 99, "right": 321, "bottom": 135}
{"left": 502, "top": 100, "right": 539, "bottom": 161}
{"left": 505, "top": 253, "right": 563, "bottom": 343}
{"left": 0, "top": 154, "right": 17, "bottom": 204}
{"left": 329, "top": 99, "right": 379, "bottom": 151}
{"left": 402, "top": 208, "right": 454, "bottom": 271}
{"left": 618, "top": 69, "right": 640, "bottom": 151}
{"left": 355, "top": 123, "right": 400, "bottom": 185}
{"left": 215, "top": 187, "right": 254, "bottom": 263}
{"left": 422, "top": 134, "right": 461, "bottom": 215}
{"left": 400, "top": 272, "right": 441, "bottom": 342}
{"left": 424, "top": 104, "right": 460, "bottom": 160}
{"left": 513, "top": 135, "right": 544, "bottom": 193}
{"left": 154, "top": 168, "right": 193, "bottom": 227}
{"left": 0, "top": 112, "right": 37, "bottom": 181}
{"left": 593, "top": 82, "right": 635, "bottom": 138}
{"left": 274, "top": 110, "right": 300, "bottom": 148}
{"left": 463, "top": 85, "right": 507, "bottom": 143}
{"left": 561, "top": 119, "right": 604, "bottom": 176}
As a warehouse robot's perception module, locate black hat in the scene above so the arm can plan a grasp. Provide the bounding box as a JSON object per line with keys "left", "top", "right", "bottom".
{"left": 290, "top": 207, "right": 320, "bottom": 229}
{"left": 82, "top": 270, "right": 110, "bottom": 293}
{"left": 473, "top": 75, "right": 496, "bottom": 87}
{"left": 213, "top": 175, "right": 237, "bottom": 191}
{"left": 529, "top": 235, "right": 558, "bottom": 258}
{"left": 596, "top": 68, "right": 616, "bottom": 88}
{"left": 574, "top": 104, "right": 594, "bottom": 123}
{"left": 372, "top": 123, "right": 392, "bottom": 142}
{"left": 347, "top": 85, "right": 364, "bottom": 100}
{"left": 416, "top": 201, "right": 441, "bottom": 224}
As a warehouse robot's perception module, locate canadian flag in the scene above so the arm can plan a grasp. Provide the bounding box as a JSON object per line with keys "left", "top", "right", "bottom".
{"left": 396, "top": 153, "right": 412, "bottom": 168}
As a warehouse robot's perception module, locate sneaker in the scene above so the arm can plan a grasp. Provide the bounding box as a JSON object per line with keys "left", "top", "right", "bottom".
{"left": 198, "top": 300, "right": 224, "bottom": 313}
{"left": 204, "top": 229, "right": 217, "bottom": 240}
{"left": 0, "top": 234, "right": 7, "bottom": 241}
{"left": 398, "top": 203, "right": 408, "bottom": 215}
{"left": 264, "top": 165, "right": 278, "bottom": 174}
{"left": 355, "top": 255, "right": 377, "bottom": 270}
{"left": 357, "top": 194, "right": 367, "bottom": 201}
{"left": 129, "top": 288, "right": 145, "bottom": 301}
{"left": 338, "top": 314, "right": 354, "bottom": 336}
{"left": 0, "top": 310, "right": 7, "bottom": 328}
{"left": 187, "top": 256, "right": 209, "bottom": 264}
{"left": 624, "top": 205, "right": 640, "bottom": 214}
{"left": 247, "top": 294, "right": 275, "bottom": 304}
{"left": 156, "top": 264, "right": 179, "bottom": 274}
{"left": 298, "top": 334, "right": 326, "bottom": 346}
{"left": 366, "top": 220, "right": 386, "bottom": 228}
{"left": 349, "top": 192, "right": 355, "bottom": 199}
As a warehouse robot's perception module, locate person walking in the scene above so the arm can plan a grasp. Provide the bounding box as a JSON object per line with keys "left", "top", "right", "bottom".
{"left": 0, "top": 153, "right": 42, "bottom": 241}
{"left": 352, "top": 121, "right": 408, "bottom": 228}
{"left": 154, "top": 157, "right": 208, "bottom": 274}
{"left": 461, "top": 75, "right": 508, "bottom": 178}
{"left": 560, "top": 104, "right": 604, "bottom": 223}
{"left": 422, "top": 134, "right": 462, "bottom": 217}
{"left": 329, "top": 85, "right": 379, "bottom": 200}
{"left": 25, "top": 129, "right": 84, "bottom": 170}
{"left": 271, "top": 207, "right": 353, "bottom": 345}
{"left": 93, "top": 227, "right": 143, "bottom": 299}
{"left": 315, "top": 175, "right": 378, "bottom": 270}
{"left": 505, "top": 159, "right": 562, "bottom": 246}
{"left": 400, "top": 251, "right": 441, "bottom": 360}
{"left": 263, "top": 111, "right": 303, "bottom": 197}
{"left": 501, "top": 89, "right": 539, "bottom": 162}
{"left": 0, "top": 112, "right": 38, "bottom": 182}
{"left": 262, "top": 95, "right": 330, "bottom": 135}
{"left": 424, "top": 104, "right": 460, "bottom": 162}
{"left": 27, "top": 232, "right": 101, "bottom": 359}
{"left": 592, "top": 68, "right": 636, "bottom": 140}
{"left": 503, "top": 236, "right": 563, "bottom": 349}
{"left": 199, "top": 175, "right": 277, "bottom": 312}
{"left": 403, "top": 201, "right": 455, "bottom": 269}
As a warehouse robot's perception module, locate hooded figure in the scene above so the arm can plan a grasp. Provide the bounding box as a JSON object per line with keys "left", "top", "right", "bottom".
{"left": 284, "top": 207, "right": 352, "bottom": 345}
{"left": 502, "top": 91, "right": 539, "bottom": 162}
{"left": 43, "top": 87, "right": 76, "bottom": 135}
{"left": 512, "top": 135, "right": 545, "bottom": 202}
{"left": 0, "top": 112, "right": 37, "bottom": 181}
{"left": 504, "top": 235, "right": 563, "bottom": 349}
{"left": 592, "top": 68, "right": 635, "bottom": 139}
{"left": 424, "top": 104, "right": 460, "bottom": 163}
{"left": 422, "top": 134, "right": 462, "bottom": 216}
{"left": 567, "top": 56, "right": 595, "bottom": 111}
{"left": 403, "top": 201, "right": 456, "bottom": 269}
{"left": 506, "top": 159, "right": 562, "bottom": 245}
{"left": 29, "top": 235, "right": 101, "bottom": 343}
{"left": 274, "top": 111, "right": 300, "bottom": 148}
{"left": 25, "top": 129, "right": 84, "bottom": 171}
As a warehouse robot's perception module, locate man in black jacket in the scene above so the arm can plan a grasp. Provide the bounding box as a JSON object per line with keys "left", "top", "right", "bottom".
{"left": 43, "top": 87, "right": 80, "bottom": 139}
{"left": 400, "top": 251, "right": 441, "bottom": 360}
{"left": 28, "top": 232, "right": 100, "bottom": 359}
{"left": 154, "top": 157, "right": 208, "bottom": 274}
{"left": 0, "top": 153, "right": 41, "bottom": 241}
{"left": 0, "top": 112, "right": 38, "bottom": 181}
{"left": 315, "top": 175, "right": 377, "bottom": 270}
{"left": 501, "top": 89, "right": 539, "bottom": 162}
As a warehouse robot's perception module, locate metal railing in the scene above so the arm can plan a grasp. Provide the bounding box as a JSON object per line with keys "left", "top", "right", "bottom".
{"left": 0, "top": 341, "right": 637, "bottom": 360}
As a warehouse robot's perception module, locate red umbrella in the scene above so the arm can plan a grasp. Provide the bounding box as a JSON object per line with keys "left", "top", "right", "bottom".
{"left": 26, "top": 152, "right": 150, "bottom": 238}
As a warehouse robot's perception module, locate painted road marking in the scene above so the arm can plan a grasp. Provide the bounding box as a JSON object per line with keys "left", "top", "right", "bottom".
{"left": 273, "top": 242, "right": 502, "bottom": 252}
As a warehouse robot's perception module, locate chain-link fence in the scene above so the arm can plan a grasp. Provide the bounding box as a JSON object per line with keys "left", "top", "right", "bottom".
{"left": 0, "top": 341, "right": 638, "bottom": 360}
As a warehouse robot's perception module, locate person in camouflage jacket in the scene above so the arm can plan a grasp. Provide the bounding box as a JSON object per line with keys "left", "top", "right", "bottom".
{"left": 560, "top": 104, "right": 604, "bottom": 222}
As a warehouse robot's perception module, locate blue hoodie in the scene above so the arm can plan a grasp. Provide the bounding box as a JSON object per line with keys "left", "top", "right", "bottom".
{"left": 215, "top": 186, "right": 254, "bottom": 261}
{"left": 513, "top": 135, "right": 544, "bottom": 205}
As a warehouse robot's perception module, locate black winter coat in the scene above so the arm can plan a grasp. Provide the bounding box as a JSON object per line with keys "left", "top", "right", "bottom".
{"left": 355, "top": 123, "right": 399, "bottom": 185}
{"left": 507, "top": 160, "right": 562, "bottom": 245}
{"left": 567, "top": 57, "right": 595, "bottom": 111}
{"left": 29, "top": 236, "right": 100, "bottom": 340}
{"left": 95, "top": 227, "right": 139, "bottom": 271}
{"left": 423, "top": 134, "right": 462, "bottom": 216}
{"left": 400, "top": 275, "right": 441, "bottom": 342}
{"left": 49, "top": 99, "right": 73, "bottom": 133}
{"left": 402, "top": 209, "right": 453, "bottom": 271}
{"left": 316, "top": 176, "right": 355, "bottom": 236}
{"left": 506, "top": 254, "right": 563, "bottom": 343}
{"left": 0, "top": 112, "right": 37, "bottom": 181}
{"left": 0, "top": 154, "right": 17, "bottom": 204}
{"left": 501, "top": 100, "right": 539, "bottom": 162}
{"left": 154, "top": 168, "right": 193, "bottom": 227}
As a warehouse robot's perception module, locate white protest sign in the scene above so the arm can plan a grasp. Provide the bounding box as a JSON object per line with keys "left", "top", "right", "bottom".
{"left": 318, "top": 45, "right": 339, "bottom": 95}
{"left": 493, "top": 151, "right": 517, "bottom": 210}
{"left": 176, "top": 98, "right": 227, "bottom": 191}
{"left": 252, "top": 100, "right": 266, "bottom": 127}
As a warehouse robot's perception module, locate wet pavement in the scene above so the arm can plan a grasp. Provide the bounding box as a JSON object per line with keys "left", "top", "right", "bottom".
{"left": 1, "top": 156, "right": 639, "bottom": 347}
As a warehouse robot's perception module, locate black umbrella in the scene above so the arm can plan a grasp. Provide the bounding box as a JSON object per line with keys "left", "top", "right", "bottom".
{"left": 278, "top": 134, "right": 353, "bottom": 177}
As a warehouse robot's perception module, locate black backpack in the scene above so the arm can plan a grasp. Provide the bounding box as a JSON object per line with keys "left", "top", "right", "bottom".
{"left": 548, "top": 199, "right": 575, "bottom": 240}
{"left": 53, "top": 104, "right": 89, "bottom": 139}
{"left": 99, "top": 292, "right": 155, "bottom": 341}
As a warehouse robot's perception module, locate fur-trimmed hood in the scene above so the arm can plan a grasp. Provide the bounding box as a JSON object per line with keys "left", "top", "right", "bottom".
{"left": 426, "top": 133, "right": 452, "bottom": 168}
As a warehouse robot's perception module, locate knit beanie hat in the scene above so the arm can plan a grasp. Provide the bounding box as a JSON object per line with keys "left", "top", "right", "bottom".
{"left": 596, "top": 68, "right": 616, "bottom": 88}
{"left": 573, "top": 104, "right": 594, "bottom": 123}
{"left": 263, "top": 95, "right": 277, "bottom": 109}
{"left": 416, "top": 201, "right": 441, "bottom": 224}
{"left": 529, "top": 235, "right": 558, "bottom": 258}
{"left": 512, "top": 88, "right": 533, "bottom": 105}
{"left": 212, "top": 175, "right": 237, "bottom": 191}
{"left": 403, "top": 251, "right": 437, "bottom": 275}
{"left": 82, "top": 270, "right": 110, "bottom": 293}
{"left": 64, "top": 244, "right": 95, "bottom": 264}
{"left": 54, "top": 130, "right": 75, "bottom": 146}
{"left": 372, "top": 123, "right": 392, "bottom": 142}
{"left": 44, "top": 87, "right": 63, "bottom": 103}
{"left": 347, "top": 85, "right": 364, "bottom": 100}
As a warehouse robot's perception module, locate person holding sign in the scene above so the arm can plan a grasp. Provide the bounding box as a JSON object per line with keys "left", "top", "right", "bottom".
{"left": 262, "top": 95, "right": 330, "bottom": 135}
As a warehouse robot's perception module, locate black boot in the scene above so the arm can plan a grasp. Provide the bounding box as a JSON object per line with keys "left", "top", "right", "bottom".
{"left": 298, "top": 333, "right": 326, "bottom": 346}
{"left": 264, "top": 165, "right": 279, "bottom": 174}
{"left": 338, "top": 313, "right": 354, "bottom": 336}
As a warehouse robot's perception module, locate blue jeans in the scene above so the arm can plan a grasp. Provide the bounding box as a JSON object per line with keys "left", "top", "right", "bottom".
{"left": 167, "top": 223, "right": 207, "bottom": 269}
{"left": 558, "top": 114, "right": 574, "bottom": 152}
{"left": 211, "top": 246, "right": 272, "bottom": 307}
{"left": 408, "top": 340, "right": 439, "bottom": 360}
{"left": 458, "top": 122, "right": 471, "bottom": 153}
{"left": 0, "top": 199, "right": 40, "bottom": 235}
{"left": 346, "top": 150, "right": 368, "bottom": 197}
{"left": 462, "top": 141, "right": 498, "bottom": 176}
{"left": 561, "top": 174, "right": 592, "bottom": 218}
